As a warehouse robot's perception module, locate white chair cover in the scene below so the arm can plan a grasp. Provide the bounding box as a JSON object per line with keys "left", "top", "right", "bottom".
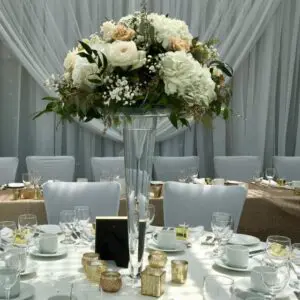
{"left": 91, "top": 157, "right": 124, "bottom": 181}
{"left": 26, "top": 156, "right": 75, "bottom": 183}
{"left": 0, "top": 157, "right": 18, "bottom": 185}
{"left": 214, "top": 156, "right": 261, "bottom": 181}
{"left": 163, "top": 182, "right": 247, "bottom": 231}
{"left": 42, "top": 181, "right": 121, "bottom": 224}
{"left": 273, "top": 156, "right": 300, "bottom": 181}
{"left": 153, "top": 156, "right": 200, "bottom": 181}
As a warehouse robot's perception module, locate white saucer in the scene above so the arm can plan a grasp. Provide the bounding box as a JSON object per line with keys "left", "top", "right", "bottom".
{"left": 214, "top": 258, "right": 260, "bottom": 272}
{"left": 236, "top": 277, "right": 293, "bottom": 298}
{"left": 229, "top": 233, "right": 260, "bottom": 246}
{"left": 37, "top": 224, "right": 62, "bottom": 235}
{"left": 7, "top": 183, "right": 24, "bottom": 189}
{"left": 0, "top": 283, "right": 35, "bottom": 300}
{"left": 20, "top": 263, "right": 37, "bottom": 276}
{"left": 29, "top": 248, "right": 67, "bottom": 258}
{"left": 148, "top": 240, "right": 185, "bottom": 252}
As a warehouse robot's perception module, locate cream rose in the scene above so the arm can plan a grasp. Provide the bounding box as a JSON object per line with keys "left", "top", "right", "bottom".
{"left": 63, "top": 48, "right": 78, "bottom": 71}
{"left": 112, "top": 24, "right": 135, "bottom": 41}
{"left": 101, "top": 21, "right": 116, "bottom": 41}
{"left": 169, "top": 37, "right": 190, "bottom": 52}
{"left": 107, "top": 41, "right": 144, "bottom": 68}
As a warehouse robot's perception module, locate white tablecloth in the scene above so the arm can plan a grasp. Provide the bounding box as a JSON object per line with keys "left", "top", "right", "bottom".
{"left": 21, "top": 232, "right": 297, "bottom": 300}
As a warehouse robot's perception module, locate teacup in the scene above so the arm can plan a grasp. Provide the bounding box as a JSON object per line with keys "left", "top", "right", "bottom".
{"left": 7, "top": 248, "right": 27, "bottom": 272}
{"left": 39, "top": 233, "right": 58, "bottom": 254}
{"left": 156, "top": 229, "right": 177, "bottom": 250}
{"left": 212, "top": 178, "right": 225, "bottom": 185}
{"left": 226, "top": 245, "right": 249, "bottom": 268}
{"left": 251, "top": 266, "right": 276, "bottom": 293}
{"left": 0, "top": 269, "right": 20, "bottom": 298}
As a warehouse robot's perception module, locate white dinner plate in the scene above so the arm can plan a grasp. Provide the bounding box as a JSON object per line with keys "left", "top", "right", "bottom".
{"left": 7, "top": 183, "right": 24, "bottom": 189}
{"left": 235, "top": 277, "right": 293, "bottom": 299}
{"left": 29, "top": 248, "right": 67, "bottom": 258}
{"left": 147, "top": 240, "right": 185, "bottom": 252}
{"left": 229, "top": 234, "right": 260, "bottom": 246}
{"left": 37, "top": 224, "right": 62, "bottom": 235}
{"left": 0, "top": 283, "right": 35, "bottom": 300}
{"left": 214, "top": 257, "right": 260, "bottom": 272}
{"left": 20, "top": 263, "right": 38, "bottom": 276}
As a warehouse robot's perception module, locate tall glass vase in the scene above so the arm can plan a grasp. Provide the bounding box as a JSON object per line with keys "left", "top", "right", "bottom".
{"left": 122, "top": 113, "right": 158, "bottom": 281}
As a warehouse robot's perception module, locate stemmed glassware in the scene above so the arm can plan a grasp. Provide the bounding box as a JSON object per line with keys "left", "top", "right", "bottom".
{"left": 265, "top": 168, "right": 276, "bottom": 186}
{"left": 0, "top": 221, "right": 17, "bottom": 251}
{"left": 146, "top": 204, "right": 155, "bottom": 232}
{"left": 210, "top": 212, "right": 234, "bottom": 257}
{"left": 265, "top": 235, "right": 291, "bottom": 265}
{"left": 59, "top": 210, "right": 75, "bottom": 244}
{"left": 202, "top": 275, "right": 234, "bottom": 300}
{"left": 18, "top": 214, "right": 37, "bottom": 252}
{"left": 74, "top": 206, "right": 91, "bottom": 245}
{"left": 21, "top": 173, "right": 31, "bottom": 188}
{"left": 289, "top": 243, "right": 300, "bottom": 289}
{"left": 0, "top": 250, "right": 21, "bottom": 300}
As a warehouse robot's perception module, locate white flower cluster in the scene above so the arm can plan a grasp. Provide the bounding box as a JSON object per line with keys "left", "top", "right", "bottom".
{"left": 44, "top": 74, "right": 59, "bottom": 90}
{"left": 197, "top": 42, "right": 219, "bottom": 61}
{"left": 160, "top": 51, "right": 216, "bottom": 106}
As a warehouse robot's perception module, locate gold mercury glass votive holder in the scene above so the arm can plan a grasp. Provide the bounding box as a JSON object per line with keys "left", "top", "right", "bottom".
{"left": 85, "top": 260, "right": 107, "bottom": 283}
{"left": 148, "top": 250, "right": 167, "bottom": 269}
{"left": 141, "top": 266, "right": 166, "bottom": 297}
{"left": 100, "top": 271, "right": 122, "bottom": 293}
{"left": 81, "top": 252, "right": 99, "bottom": 273}
{"left": 150, "top": 184, "right": 163, "bottom": 198}
{"left": 171, "top": 260, "right": 188, "bottom": 284}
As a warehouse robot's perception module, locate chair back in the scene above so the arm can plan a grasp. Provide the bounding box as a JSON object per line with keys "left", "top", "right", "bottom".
{"left": 214, "top": 156, "right": 261, "bottom": 181}
{"left": 0, "top": 157, "right": 19, "bottom": 185}
{"left": 42, "top": 181, "right": 121, "bottom": 224}
{"left": 273, "top": 156, "right": 300, "bottom": 181}
{"left": 163, "top": 182, "right": 247, "bottom": 231}
{"left": 153, "top": 156, "right": 200, "bottom": 181}
{"left": 26, "top": 156, "right": 75, "bottom": 183}
{"left": 91, "top": 157, "right": 124, "bottom": 181}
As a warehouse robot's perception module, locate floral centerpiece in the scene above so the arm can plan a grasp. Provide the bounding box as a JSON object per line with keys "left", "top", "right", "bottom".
{"left": 36, "top": 9, "right": 232, "bottom": 128}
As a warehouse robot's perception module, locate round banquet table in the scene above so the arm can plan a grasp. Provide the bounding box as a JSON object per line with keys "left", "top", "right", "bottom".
{"left": 19, "top": 231, "right": 297, "bottom": 300}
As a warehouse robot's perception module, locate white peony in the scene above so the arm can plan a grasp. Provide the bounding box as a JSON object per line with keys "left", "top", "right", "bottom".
{"left": 101, "top": 21, "right": 116, "bottom": 41}
{"left": 63, "top": 48, "right": 78, "bottom": 71}
{"left": 72, "top": 56, "right": 99, "bottom": 88}
{"left": 106, "top": 41, "right": 145, "bottom": 68}
{"left": 160, "top": 51, "right": 216, "bottom": 106}
{"left": 148, "top": 13, "right": 193, "bottom": 49}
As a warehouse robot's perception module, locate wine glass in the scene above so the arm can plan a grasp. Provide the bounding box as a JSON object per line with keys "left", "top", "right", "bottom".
{"left": 21, "top": 173, "right": 31, "bottom": 188}
{"left": 74, "top": 206, "right": 91, "bottom": 245}
{"left": 260, "top": 262, "right": 290, "bottom": 300}
{"left": 186, "top": 167, "right": 199, "bottom": 183}
{"left": 211, "top": 212, "right": 234, "bottom": 257}
{"left": 288, "top": 243, "right": 300, "bottom": 290}
{"left": 59, "top": 210, "right": 75, "bottom": 244}
{"left": 0, "top": 221, "right": 17, "bottom": 250}
{"left": 266, "top": 235, "right": 291, "bottom": 265}
{"left": 18, "top": 214, "right": 37, "bottom": 251}
{"left": 265, "top": 168, "right": 276, "bottom": 186}
{"left": 0, "top": 250, "right": 21, "bottom": 300}
{"left": 146, "top": 204, "right": 155, "bottom": 231}
{"left": 253, "top": 170, "right": 263, "bottom": 183}
{"left": 203, "top": 275, "right": 234, "bottom": 300}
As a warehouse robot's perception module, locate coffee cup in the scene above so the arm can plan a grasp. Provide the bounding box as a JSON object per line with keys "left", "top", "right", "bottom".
{"left": 251, "top": 266, "right": 276, "bottom": 293}
{"left": 226, "top": 245, "right": 249, "bottom": 268}
{"left": 0, "top": 268, "right": 20, "bottom": 298}
{"left": 39, "top": 233, "right": 58, "bottom": 254}
{"left": 7, "top": 248, "right": 27, "bottom": 273}
{"left": 157, "top": 229, "right": 177, "bottom": 249}
{"left": 212, "top": 178, "right": 225, "bottom": 185}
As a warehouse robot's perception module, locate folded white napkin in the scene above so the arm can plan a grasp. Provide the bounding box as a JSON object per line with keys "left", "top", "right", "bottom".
{"left": 261, "top": 179, "right": 278, "bottom": 187}
{"left": 193, "top": 178, "right": 207, "bottom": 185}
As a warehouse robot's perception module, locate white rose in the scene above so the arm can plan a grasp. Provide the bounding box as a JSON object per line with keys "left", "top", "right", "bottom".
{"left": 101, "top": 21, "right": 116, "bottom": 41}
{"left": 107, "top": 41, "right": 140, "bottom": 68}
{"left": 63, "top": 48, "right": 78, "bottom": 71}
{"left": 72, "top": 56, "right": 99, "bottom": 88}
{"left": 131, "top": 50, "right": 146, "bottom": 70}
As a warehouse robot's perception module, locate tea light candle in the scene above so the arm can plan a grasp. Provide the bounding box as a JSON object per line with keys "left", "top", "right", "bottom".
{"left": 148, "top": 250, "right": 167, "bottom": 269}
{"left": 85, "top": 260, "right": 107, "bottom": 283}
{"left": 81, "top": 252, "right": 99, "bottom": 273}
{"left": 171, "top": 260, "right": 188, "bottom": 284}
{"left": 100, "top": 271, "right": 122, "bottom": 293}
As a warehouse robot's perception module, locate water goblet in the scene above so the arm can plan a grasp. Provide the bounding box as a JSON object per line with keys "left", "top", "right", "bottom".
{"left": 0, "top": 221, "right": 17, "bottom": 250}
{"left": 59, "top": 210, "right": 75, "bottom": 244}
{"left": 203, "top": 275, "right": 234, "bottom": 300}
{"left": 266, "top": 235, "right": 291, "bottom": 265}
{"left": 74, "top": 206, "right": 91, "bottom": 245}
{"left": 21, "top": 173, "right": 31, "bottom": 188}
{"left": 265, "top": 168, "right": 276, "bottom": 186}
{"left": 211, "top": 212, "right": 233, "bottom": 257}
{"left": 288, "top": 243, "right": 300, "bottom": 290}
{"left": 18, "top": 214, "right": 37, "bottom": 251}
{"left": 146, "top": 204, "right": 155, "bottom": 230}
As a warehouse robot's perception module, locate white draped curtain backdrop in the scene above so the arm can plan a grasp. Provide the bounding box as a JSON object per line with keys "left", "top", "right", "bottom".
{"left": 0, "top": 0, "right": 299, "bottom": 180}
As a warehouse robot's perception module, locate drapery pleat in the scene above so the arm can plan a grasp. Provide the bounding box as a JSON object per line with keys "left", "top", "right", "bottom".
{"left": 0, "top": 0, "right": 299, "bottom": 180}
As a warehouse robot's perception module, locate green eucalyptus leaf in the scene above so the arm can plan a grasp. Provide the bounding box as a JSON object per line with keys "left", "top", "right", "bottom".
{"left": 78, "top": 41, "right": 93, "bottom": 55}
{"left": 88, "top": 78, "right": 102, "bottom": 84}
{"left": 42, "top": 96, "right": 59, "bottom": 101}
{"left": 169, "top": 112, "right": 178, "bottom": 129}
{"left": 77, "top": 52, "right": 94, "bottom": 64}
{"left": 222, "top": 107, "right": 229, "bottom": 119}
